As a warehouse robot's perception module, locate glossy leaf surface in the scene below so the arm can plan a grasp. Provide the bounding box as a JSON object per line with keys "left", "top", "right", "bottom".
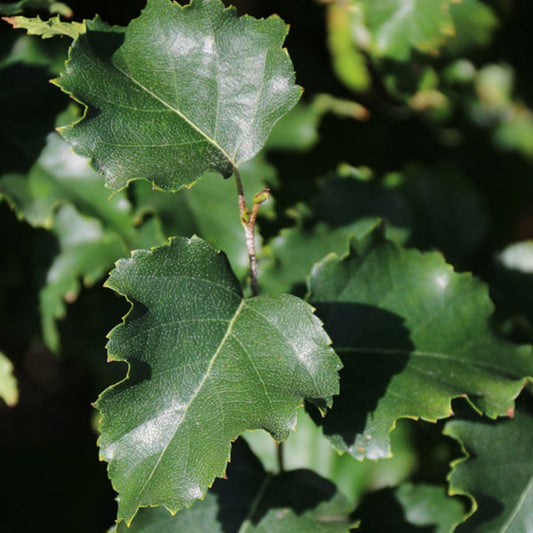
{"left": 308, "top": 225, "right": 533, "bottom": 459}
{"left": 445, "top": 408, "right": 533, "bottom": 532}
{"left": 57, "top": 0, "right": 301, "bottom": 191}
{"left": 98, "top": 236, "right": 341, "bottom": 522}
{"left": 116, "top": 439, "right": 353, "bottom": 532}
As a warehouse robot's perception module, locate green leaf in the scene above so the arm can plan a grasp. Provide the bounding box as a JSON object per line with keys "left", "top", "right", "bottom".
{"left": 259, "top": 171, "right": 412, "bottom": 295}
{"left": 445, "top": 407, "right": 533, "bottom": 532}
{"left": 134, "top": 154, "right": 276, "bottom": 279}
{"left": 349, "top": 0, "right": 455, "bottom": 61}
{"left": 97, "top": 236, "right": 341, "bottom": 522}
{"left": 39, "top": 204, "right": 128, "bottom": 352}
{"left": 260, "top": 220, "right": 397, "bottom": 296}
{"left": 354, "top": 483, "right": 466, "bottom": 532}
{"left": 56, "top": 0, "right": 301, "bottom": 191}
{"left": 116, "top": 438, "right": 354, "bottom": 532}
{"left": 0, "top": 351, "right": 18, "bottom": 406}
{"left": 447, "top": 0, "right": 498, "bottom": 55}
{"left": 1, "top": 129, "right": 165, "bottom": 351}
{"left": 1, "top": 132, "right": 134, "bottom": 231}
{"left": 308, "top": 224, "right": 533, "bottom": 460}
{"left": 0, "top": 0, "right": 71, "bottom": 17}
{"left": 325, "top": 3, "right": 371, "bottom": 93}
{"left": 3, "top": 15, "right": 85, "bottom": 40}
{"left": 0, "top": 28, "right": 69, "bottom": 72}
{"left": 266, "top": 101, "right": 324, "bottom": 152}
{"left": 244, "top": 409, "right": 417, "bottom": 505}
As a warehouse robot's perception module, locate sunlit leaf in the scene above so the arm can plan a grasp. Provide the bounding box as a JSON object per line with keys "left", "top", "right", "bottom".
{"left": 56, "top": 0, "right": 301, "bottom": 191}
{"left": 98, "top": 236, "right": 341, "bottom": 521}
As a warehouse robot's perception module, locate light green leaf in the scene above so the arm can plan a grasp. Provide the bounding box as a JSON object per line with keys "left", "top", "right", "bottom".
{"left": 244, "top": 409, "right": 417, "bottom": 506}
{"left": 97, "top": 236, "right": 341, "bottom": 522}
{"left": 445, "top": 407, "right": 533, "bottom": 532}
{"left": 325, "top": 3, "right": 371, "bottom": 92}
{"left": 57, "top": 0, "right": 301, "bottom": 191}
{"left": 40, "top": 204, "right": 128, "bottom": 352}
{"left": 350, "top": 0, "right": 455, "bottom": 61}
{"left": 0, "top": 351, "right": 18, "bottom": 407}
{"left": 497, "top": 241, "right": 533, "bottom": 274}
{"left": 3, "top": 15, "right": 85, "bottom": 40}
{"left": 116, "top": 438, "right": 354, "bottom": 532}
{"left": 354, "top": 483, "right": 466, "bottom": 532}
{"left": 1, "top": 132, "right": 134, "bottom": 232}
{"left": 308, "top": 224, "right": 533, "bottom": 460}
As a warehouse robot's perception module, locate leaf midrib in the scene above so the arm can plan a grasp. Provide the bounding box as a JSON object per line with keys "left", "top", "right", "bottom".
{"left": 113, "top": 61, "right": 236, "bottom": 170}
{"left": 501, "top": 473, "right": 533, "bottom": 532}
{"left": 132, "top": 299, "right": 246, "bottom": 506}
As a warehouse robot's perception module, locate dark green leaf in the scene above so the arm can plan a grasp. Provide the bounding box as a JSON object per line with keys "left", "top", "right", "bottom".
{"left": 57, "top": 0, "right": 301, "bottom": 191}
{"left": 354, "top": 483, "right": 465, "bottom": 532}
{"left": 98, "top": 236, "right": 341, "bottom": 522}
{"left": 308, "top": 224, "right": 533, "bottom": 459}
{"left": 259, "top": 172, "right": 412, "bottom": 295}
{"left": 116, "top": 438, "right": 354, "bottom": 532}
{"left": 445, "top": 408, "right": 533, "bottom": 532}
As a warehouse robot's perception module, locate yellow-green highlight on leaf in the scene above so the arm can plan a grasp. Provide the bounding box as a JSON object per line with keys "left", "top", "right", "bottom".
{"left": 56, "top": 0, "right": 301, "bottom": 192}
{"left": 0, "top": 352, "right": 18, "bottom": 406}
{"left": 308, "top": 223, "right": 533, "bottom": 460}
{"left": 326, "top": 3, "right": 370, "bottom": 92}
{"left": 3, "top": 15, "right": 85, "bottom": 40}
{"left": 97, "top": 236, "right": 341, "bottom": 523}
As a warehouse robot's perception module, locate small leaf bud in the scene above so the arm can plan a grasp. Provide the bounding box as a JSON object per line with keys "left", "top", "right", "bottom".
{"left": 253, "top": 189, "right": 270, "bottom": 205}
